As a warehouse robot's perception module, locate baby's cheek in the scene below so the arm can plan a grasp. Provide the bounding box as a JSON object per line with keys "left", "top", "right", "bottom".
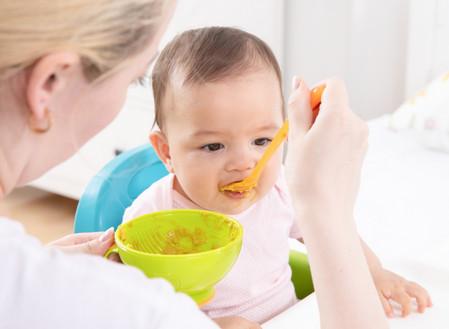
{"left": 185, "top": 172, "right": 215, "bottom": 198}
{"left": 258, "top": 172, "right": 277, "bottom": 197}
{"left": 265, "top": 159, "right": 282, "bottom": 183}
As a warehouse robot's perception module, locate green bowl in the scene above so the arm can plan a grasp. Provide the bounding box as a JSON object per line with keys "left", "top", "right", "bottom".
{"left": 106, "top": 209, "right": 243, "bottom": 305}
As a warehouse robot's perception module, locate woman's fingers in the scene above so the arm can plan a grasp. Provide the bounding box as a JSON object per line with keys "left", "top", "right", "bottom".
{"left": 58, "top": 234, "right": 114, "bottom": 255}
{"left": 319, "top": 78, "right": 349, "bottom": 115}
{"left": 285, "top": 77, "right": 369, "bottom": 224}
{"left": 287, "top": 76, "right": 312, "bottom": 136}
{"left": 48, "top": 227, "right": 115, "bottom": 256}
{"left": 287, "top": 77, "right": 350, "bottom": 136}
{"left": 48, "top": 231, "right": 104, "bottom": 246}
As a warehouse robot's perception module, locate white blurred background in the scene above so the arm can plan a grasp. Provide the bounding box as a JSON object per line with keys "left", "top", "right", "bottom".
{"left": 31, "top": 0, "right": 449, "bottom": 199}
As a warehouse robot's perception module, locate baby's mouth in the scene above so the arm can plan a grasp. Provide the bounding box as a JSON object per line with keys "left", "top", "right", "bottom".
{"left": 219, "top": 179, "right": 249, "bottom": 192}
{"left": 222, "top": 190, "right": 250, "bottom": 199}
{"left": 219, "top": 181, "right": 253, "bottom": 198}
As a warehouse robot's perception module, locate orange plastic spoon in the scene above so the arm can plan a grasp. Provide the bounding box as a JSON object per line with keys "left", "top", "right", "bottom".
{"left": 311, "top": 84, "right": 325, "bottom": 122}
{"left": 221, "top": 84, "right": 325, "bottom": 193}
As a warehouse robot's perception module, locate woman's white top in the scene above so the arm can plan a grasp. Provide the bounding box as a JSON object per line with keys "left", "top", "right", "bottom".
{"left": 0, "top": 217, "right": 218, "bottom": 329}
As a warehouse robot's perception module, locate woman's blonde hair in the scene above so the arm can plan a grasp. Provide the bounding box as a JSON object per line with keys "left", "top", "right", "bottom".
{"left": 0, "top": 0, "right": 166, "bottom": 82}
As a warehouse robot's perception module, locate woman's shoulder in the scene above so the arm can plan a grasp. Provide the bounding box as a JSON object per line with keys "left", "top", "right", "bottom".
{"left": 0, "top": 216, "right": 44, "bottom": 250}
{"left": 0, "top": 216, "right": 26, "bottom": 236}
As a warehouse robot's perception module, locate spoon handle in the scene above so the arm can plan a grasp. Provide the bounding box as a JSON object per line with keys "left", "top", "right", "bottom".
{"left": 248, "top": 120, "right": 289, "bottom": 182}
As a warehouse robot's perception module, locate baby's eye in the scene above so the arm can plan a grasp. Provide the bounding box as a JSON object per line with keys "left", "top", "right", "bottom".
{"left": 201, "top": 143, "right": 224, "bottom": 152}
{"left": 253, "top": 138, "right": 272, "bottom": 146}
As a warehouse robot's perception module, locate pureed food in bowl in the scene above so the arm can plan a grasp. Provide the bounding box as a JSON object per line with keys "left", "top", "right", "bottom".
{"left": 119, "top": 210, "right": 240, "bottom": 254}
{"left": 106, "top": 209, "right": 243, "bottom": 305}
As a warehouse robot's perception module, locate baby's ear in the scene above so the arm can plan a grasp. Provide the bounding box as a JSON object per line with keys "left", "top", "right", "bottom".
{"left": 149, "top": 131, "right": 174, "bottom": 173}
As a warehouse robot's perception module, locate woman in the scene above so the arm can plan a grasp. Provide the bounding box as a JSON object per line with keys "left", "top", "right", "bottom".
{"left": 0, "top": 1, "right": 388, "bottom": 328}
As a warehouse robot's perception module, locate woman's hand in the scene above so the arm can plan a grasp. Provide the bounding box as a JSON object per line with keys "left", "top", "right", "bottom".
{"left": 285, "top": 77, "right": 388, "bottom": 329}
{"left": 285, "top": 77, "right": 368, "bottom": 222}
{"left": 47, "top": 227, "right": 114, "bottom": 256}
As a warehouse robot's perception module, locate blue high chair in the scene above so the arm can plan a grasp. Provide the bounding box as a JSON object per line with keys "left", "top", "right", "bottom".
{"left": 74, "top": 144, "right": 314, "bottom": 299}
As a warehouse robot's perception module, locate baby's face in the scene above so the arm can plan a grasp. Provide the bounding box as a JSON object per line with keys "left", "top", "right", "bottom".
{"left": 163, "top": 69, "right": 284, "bottom": 214}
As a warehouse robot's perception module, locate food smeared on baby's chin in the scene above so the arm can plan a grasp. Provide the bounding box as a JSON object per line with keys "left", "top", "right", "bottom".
{"left": 220, "top": 187, "right": 258, "bottom": 209}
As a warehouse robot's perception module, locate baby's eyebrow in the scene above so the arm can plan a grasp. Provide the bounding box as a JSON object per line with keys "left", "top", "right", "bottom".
{"left": 254, "top": 124, "right": 281, "bottom": 132}
{"left": 190, "top": 124, "right": 281, "bottom": 137}
{"left": 190, "top": 130, "right": 221, "bottom": 137}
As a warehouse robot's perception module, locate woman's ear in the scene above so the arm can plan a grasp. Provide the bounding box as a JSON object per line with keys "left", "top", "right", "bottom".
{"left": 150, "top": 131, "right": 174, "bottom": 173}
{"left": 26, "top": 52, "right": 80, "bottom": 127}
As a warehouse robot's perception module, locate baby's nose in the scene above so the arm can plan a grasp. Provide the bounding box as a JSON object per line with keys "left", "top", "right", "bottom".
{"left": 225, "top": 150, "right": 258, "bottom": 173}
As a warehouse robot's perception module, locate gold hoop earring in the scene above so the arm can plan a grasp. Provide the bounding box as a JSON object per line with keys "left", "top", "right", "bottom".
{"left": 29, "top": 108, "right": 52, "bottom": 134}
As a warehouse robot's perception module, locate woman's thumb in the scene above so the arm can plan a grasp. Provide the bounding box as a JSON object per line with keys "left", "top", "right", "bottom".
{"left": 78, "top": 237, "right": 114, "bottom": 256}
{"left": 61, "top": 229, "right": 114, "bottom": 255}
{"left": 287, "top": 77, "right": 313, "bottom": 136}
{"left": 319, "top": 78, "right": 349, "bottom": 113}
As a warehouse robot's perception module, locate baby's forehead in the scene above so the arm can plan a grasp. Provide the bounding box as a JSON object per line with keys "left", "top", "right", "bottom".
{"left": 171, "top": 67, "right": 282, "bottom": 101}
{"left": 158, "top": 67, "right": 284, "bottom": 133}
{"left": 163, "top": 90, "right": 282, "bottom": 137}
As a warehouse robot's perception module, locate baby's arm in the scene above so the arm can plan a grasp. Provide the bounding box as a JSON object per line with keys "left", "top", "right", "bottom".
{"left": 360, "top": 239, "right": 432, "bottom": 317}
{"left": 297, "top": 236, "right": 432, "bottom": 317}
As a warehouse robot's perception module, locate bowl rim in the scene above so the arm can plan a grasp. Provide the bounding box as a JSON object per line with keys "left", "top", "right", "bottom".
{"left": 115, "top": 209, "right": 243, "bottom": 258}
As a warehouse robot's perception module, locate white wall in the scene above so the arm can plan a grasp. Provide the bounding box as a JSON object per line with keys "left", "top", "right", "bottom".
{"left": 162, "top": 0, "right": 284, "bottom": 62}
{"left": 406, "top": 0, "right": 449, "bottom": 97}
{"left": 284, "top": 0, "right": 410, "bottom": 119}
{"left": 126, "top": 0, "right": 285, "bottom": 117}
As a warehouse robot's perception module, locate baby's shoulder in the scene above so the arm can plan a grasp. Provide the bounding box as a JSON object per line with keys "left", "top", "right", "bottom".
{"left": 122, "top": 174, "right": 173, "bottom": 222}
{"left": 272, "top": 166, "right": 293, "bottom": 207}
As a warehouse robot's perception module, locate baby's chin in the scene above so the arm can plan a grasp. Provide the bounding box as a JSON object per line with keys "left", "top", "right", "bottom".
{"left": 221, "top": 205, "right": 253, "bottom": 215}
{"left": 204, "top": 190, "right": 259, "bottom": 215}
{"left": 206, "top": 205, "right": 251, "bottom": 216}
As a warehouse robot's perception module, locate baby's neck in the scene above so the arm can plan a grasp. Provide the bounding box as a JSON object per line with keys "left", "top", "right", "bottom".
{"left": 172, "top": 175, "right": 198, "bottom": 206}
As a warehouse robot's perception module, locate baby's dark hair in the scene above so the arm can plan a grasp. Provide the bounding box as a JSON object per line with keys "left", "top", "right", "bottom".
{"left": 152, "top": 26, "right": 283, "bottom": 129}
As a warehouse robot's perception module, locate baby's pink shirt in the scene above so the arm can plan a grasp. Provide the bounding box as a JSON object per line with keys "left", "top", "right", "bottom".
{"left": 123, "top": 170, "right": 302, "bottom": 323}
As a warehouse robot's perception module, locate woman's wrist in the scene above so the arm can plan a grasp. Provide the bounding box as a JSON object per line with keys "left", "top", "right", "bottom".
{"left": 292, "top": 199, "right": 354, "bottom": 232}
{"left": 298, "top": 208, "right": 388, "bottom": 329}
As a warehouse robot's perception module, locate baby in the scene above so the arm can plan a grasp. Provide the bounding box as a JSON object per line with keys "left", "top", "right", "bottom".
{"left": 123, "top": 27, "right": 431, "bottom": 325}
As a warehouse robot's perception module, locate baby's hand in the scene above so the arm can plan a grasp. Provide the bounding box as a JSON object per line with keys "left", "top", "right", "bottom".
{"left": 213, "top": 316, "right": 261, "bottom": 329}
{"left": 372, "top": 268, "right": 432, "bottom": 317}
